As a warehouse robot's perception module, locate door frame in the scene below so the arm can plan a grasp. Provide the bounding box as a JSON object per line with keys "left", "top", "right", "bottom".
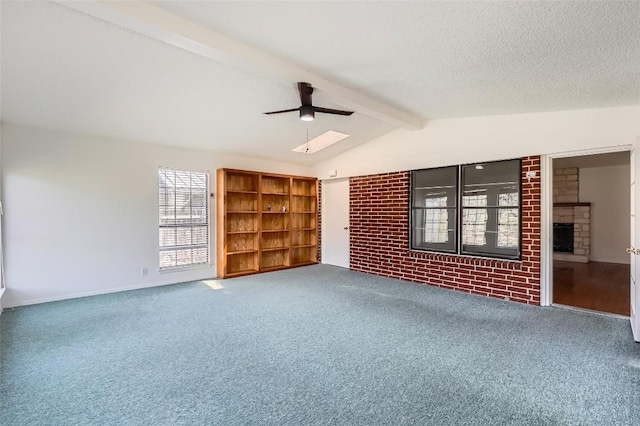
{"left": 540, "top": 145, "right": 632, "bottom": 307}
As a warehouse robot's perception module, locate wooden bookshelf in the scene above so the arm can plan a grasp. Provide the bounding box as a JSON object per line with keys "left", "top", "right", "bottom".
{"left": 217, "top": 169, "right": 318, "bottom": 278}
{"left": 290, "top": 177, "right": 318, "bottom": 266}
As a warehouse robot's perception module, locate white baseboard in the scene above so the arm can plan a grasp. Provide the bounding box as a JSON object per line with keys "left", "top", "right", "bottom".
{"left": 0, "top": 287, "right": 6, "bottom": 315}
{"left": 2, "top": 276, "right": 218, "bottom": 309}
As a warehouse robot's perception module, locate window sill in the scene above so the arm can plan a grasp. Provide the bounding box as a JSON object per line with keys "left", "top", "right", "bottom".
{"left": 158, "top": 263, "right": 213, "bottom": 274}
{"left": 407, "top": 250, "right": 523, "bottom": 269}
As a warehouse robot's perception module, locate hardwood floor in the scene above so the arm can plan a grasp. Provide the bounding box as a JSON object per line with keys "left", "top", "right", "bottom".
{"left": 553, "top": 260, "right": 630, "bottom": 316}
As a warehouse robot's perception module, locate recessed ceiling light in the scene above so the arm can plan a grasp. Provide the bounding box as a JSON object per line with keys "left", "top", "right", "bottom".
{"left": 292, "top": 130, "right": 350, "bottom": 154}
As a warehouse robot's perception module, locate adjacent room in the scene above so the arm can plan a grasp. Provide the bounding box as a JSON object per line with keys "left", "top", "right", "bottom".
{"left": 552, "top": 152, "right": 631, "bottom": 316}
{"left": 1, "top": 1, "right": 640, "bottom": 425}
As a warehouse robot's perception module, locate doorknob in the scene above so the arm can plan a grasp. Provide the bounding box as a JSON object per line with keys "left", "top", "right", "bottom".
{"left": 344, "top": 226, "right": 349, "bottom": 230}
{"left": 627, "top": 247, "right": 640, "bottom": 255}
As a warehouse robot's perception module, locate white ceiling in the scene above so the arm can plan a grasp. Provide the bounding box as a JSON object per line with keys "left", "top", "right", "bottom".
{"left": 2, "top": 1, "right": 639, "bottom": 166}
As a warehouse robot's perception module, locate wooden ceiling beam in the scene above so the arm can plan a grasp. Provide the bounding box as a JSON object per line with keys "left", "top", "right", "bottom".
{"left": 56, "top": 0, "right": 423, "bottom": 131}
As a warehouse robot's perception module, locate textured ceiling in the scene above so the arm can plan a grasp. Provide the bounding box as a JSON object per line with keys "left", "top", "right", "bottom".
{"left": 153, "top": 1, "right": 640, "bottom": 118}
{"left": 2, "top": 1, "right": 639, "bottom": 166}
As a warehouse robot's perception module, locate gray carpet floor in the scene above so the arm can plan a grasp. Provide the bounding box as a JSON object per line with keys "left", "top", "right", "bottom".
{"left": 1, "top": 264, "right": 640, "bottom": 425}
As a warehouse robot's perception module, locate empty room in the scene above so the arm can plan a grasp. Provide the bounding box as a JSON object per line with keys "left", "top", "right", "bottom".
{"left": 1, "top": 1, "right": 640, "bottom": 425}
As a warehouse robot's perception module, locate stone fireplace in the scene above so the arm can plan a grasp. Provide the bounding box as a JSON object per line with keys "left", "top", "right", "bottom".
{"left": 553, "top": 167, "right": 591, "bottom": 263}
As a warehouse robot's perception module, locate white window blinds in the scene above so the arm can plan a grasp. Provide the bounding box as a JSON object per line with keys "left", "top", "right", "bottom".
{"left": 158, "top": 168, "right": 209, "bottom": 269}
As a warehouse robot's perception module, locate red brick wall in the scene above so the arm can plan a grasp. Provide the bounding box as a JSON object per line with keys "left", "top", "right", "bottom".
{"left": 349, "top": 156, "right": 541, "bottom": 305}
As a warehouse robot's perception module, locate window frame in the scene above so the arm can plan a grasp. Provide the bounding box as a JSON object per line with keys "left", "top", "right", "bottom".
{"left": 158, "top": 167, "right": 211, "bottom": 271}
{"left": 459, "top": 159, "right": 522, "bottom": 259}
{"left": 409, "top": 166, "right": 459, "bottom": 254}
{"left": 410, "top": 158, "right": 522, "bottom": 261}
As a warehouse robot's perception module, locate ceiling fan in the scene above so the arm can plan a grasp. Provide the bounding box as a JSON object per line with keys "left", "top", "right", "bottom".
{"left": 264, "top": 82, "right": 354, "bottom": 121}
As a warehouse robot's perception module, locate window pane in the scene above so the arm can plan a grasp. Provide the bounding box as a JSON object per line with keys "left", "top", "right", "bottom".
{"left": 461, "top": 160, "right": 520, "bottom": 258}
{"left": 190, "top": 226, "right": 208, "bottom": 245}
{"left": 413, "top": 188, "right": 457, "bottom": 208}
{"left": 158, "top": 168, "right": 209, "bottom": 269}
{"left": 498, "top": 191, "right": 519, "bottom": 207}
{"left": 176, "top": 227, "right": 192, "bottom": 246}
{"left": 411, "top": 166, "right": 458, "bottom": 253}
{"left": 411, "top": 208, "right": 456, "bottom": 252}
{"left": 159, "top": 227, "right": 176, "bottom": 248}
{"left": 192, "top": 247, "right": 209, "bottom": 264}
{"left": 176, "top": 248, "right": 194, "bottom": 266}
{"left": 462, "top": 194, "right": 487, "bottom": 207}
{"left": 462, "top": 209, "right": 488, "bottom": 246}
{"left": 412, "top": 167, "right": 457, "bottom": 208}
{"left": 159, "top": 250, "right": 177, "bottom": 269}
{"left": 497, "top": 208, "right": 519, "bottom": 248}
{"left": 462, "top": 160, "right": 520, "bottom": 208}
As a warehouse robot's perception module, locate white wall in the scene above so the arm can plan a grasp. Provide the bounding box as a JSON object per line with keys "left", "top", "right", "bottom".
{"left": 0, "top": 126, "right": 4, "bottom": 312}
{"left": 314, "top": 106, "right": 640, "bottom": 179}
{"left": 580, "top": 164, "right": 630, "bottom": 264}
{"left": 1, "top": 124, "right": 313, "bottom": 308}
{"left": 3, "top": 106, "right": 640, "bottom": 308}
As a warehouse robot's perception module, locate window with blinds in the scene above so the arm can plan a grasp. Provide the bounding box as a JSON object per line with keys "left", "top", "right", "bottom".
{"left": 158, "top": 168, "right": 209, "bottom": 270}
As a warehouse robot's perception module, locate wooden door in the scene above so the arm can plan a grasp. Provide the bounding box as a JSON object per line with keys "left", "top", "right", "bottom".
{"left": 630, "top": 147, "right": 640, "bottom": 341}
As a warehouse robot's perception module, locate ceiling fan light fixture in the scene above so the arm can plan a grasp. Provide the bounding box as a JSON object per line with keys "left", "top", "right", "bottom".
{"left": 300, "top": 105, "right": 315, "bottom": 121}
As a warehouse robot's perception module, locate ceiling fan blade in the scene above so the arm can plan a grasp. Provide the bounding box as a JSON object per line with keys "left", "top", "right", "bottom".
{"left": 263, "top": 108, "right": 300, "bottom": 115}
{"left": 298, "top": 82, "right": 313, "bottom": 106}
{"left": 313, "top": 106, "right": 354, "bottom": 116}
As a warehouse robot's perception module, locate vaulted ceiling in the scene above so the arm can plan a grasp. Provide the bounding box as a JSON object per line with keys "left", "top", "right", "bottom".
{"left": 2, "top": 1, "right": 639, "bottom": 165}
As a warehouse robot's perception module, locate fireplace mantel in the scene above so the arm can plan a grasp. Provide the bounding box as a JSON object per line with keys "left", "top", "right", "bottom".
{"left": 553, "top": 202, "right": 591, "bottom": 207}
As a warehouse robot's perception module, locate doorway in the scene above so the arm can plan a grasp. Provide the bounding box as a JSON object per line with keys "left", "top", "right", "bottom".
{"left": 321, "top": 178, "right": 350, "bottom": 268}
{"left": 550, "top": 151, "right": 631, "bottom": 316}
